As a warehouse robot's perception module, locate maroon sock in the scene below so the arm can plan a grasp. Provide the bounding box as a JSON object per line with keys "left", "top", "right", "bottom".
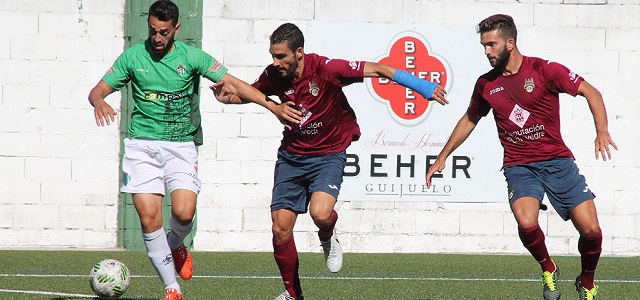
{"left": 519, "top": 223, "right": 555, "bottom": 272}
{"left": 578, "top": 230, "right": 602, "bottom": 290}
{"left": 273, "top": 236, "right": 302, "bottom": 297}
{"left": 318, "top": 210, "right": 338, "bottom": 242}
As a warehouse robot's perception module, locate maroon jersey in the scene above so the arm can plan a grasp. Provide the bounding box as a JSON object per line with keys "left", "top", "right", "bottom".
{"left": 467, "top": 56, "right": 584, "bottom": 167}
{"left": 253, "top": 53, "right": 365, "bottom": 156}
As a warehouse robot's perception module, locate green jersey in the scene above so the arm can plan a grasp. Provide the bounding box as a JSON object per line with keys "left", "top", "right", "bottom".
{"left": 102, "top": 40, "right": 227, "bottom": 145}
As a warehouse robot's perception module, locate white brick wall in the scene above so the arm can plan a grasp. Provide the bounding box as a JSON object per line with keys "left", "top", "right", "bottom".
{"left": 0, "top": 0, "right": 638, "bottom": 256}
{"left": 0, "top": 0, "right": 124, "bottom": 249}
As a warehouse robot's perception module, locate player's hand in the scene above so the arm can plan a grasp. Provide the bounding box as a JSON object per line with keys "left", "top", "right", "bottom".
{"left": 274, "top": 101, "right": 302, "bottom": 131}
{"left": 210, "top": 82, "right": 238, "bottom": 104}
{"left": 426, "top": 159, "right": 446, "bottom": 188}
{"left": 594, "top": 131, "right": 617, "bottom": 161}
{"left": 93, "top": 99, "right": 117, "bottom": 127}
{"left": 429, "top": 85, "right": 448, "bottom": 105}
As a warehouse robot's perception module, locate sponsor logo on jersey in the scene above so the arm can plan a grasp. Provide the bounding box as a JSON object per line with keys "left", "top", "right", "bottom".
{"left": 569, "top": 70, "right": 580, "bottom": 83}
{"left": 143, "top": 90, "right": 188, "bottom": 103}
{"left": 348, "top": 61, "right": 361, "bottom": 70}
{"left": 367, "top": 32, "right": 450, "bottom": 126}
{"left": 509, "top": 104, "right": 530, "bottom": 128}
{"left": 208, "top": 61, "right": 221, "bottom": 72}
{"left": 298, "top": 104, "right": 312, "bottom": 126}
{"left": 285, "top": 89, "right": 294, "bottom": 95}
{"left": 524, "top": 78, "right": 535, "bottom": 93}
{"left": 309, "top": 82, "right": 319, "bottom": 96}
{"left": 144, "top": 91, "right": 161, "bottom": 103}
{"left": 489, "top": 86, "right": 504, "bottom": 95}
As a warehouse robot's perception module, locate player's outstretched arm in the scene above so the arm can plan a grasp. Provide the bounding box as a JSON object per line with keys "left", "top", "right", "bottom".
{"left": 426, "top": 112, "right": 479, "bottom": 188}
{"left": 88, "top": 80, "right": 117, "bottom": 127}
{"left": 577, "top": 81, "right": 618, "bottom": 160}
{"left": 211, "top": 73, "right": 302, "bottom": 129}
{"left": 363, "top": 62, "right": 448, "bottom": 105}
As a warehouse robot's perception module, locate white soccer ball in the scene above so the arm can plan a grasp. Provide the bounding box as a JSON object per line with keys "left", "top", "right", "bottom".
{"left": 89, "top": 259, "right": 131, "bottom": 299}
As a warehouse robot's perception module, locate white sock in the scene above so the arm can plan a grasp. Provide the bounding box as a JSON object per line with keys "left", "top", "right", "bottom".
{"left": 143, "top": 228, "right": 181, "bottom": 293}
{"left": 167, "top": 216, "right": 194, "bottom": 250}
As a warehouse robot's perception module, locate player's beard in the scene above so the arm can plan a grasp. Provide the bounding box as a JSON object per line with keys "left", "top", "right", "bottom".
{"left": 490, "top": 44, "right": 510, "bottom": 70}
{"left": 151, "top": 38, "right": 175, "bottom": 57}
{"left": 279, "top": 59, "right": 299, "bottom": 79}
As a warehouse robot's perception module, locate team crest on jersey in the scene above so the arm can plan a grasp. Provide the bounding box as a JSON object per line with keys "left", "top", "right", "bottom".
{"left": 176, "top": 64, "right": 186, "bottom": 76}
{"left": 524, "top": 78, "right": 535, "bottom": 93}
{"left": 309, "top": 82, "right": 319, "bottom": 96}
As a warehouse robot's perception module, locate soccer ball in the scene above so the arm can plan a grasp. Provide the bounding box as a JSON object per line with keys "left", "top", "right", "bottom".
{"left": 89, "top": 259, "right": 131, "bottom": 299}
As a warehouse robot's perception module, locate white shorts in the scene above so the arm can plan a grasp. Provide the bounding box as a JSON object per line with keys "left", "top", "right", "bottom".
{"left": 121, "top": 138, "right": 201, "bottom": 195}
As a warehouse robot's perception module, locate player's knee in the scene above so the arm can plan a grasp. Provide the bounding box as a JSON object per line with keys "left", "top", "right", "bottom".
{"left": 310, "top": 212, "right": 331, "bottom": 228}
{"left": 171, "top": 211, "right": 194, "bottom": 225}
{"left": 580, "top": 225, "right": 601, "bottom": 236}
{"left": 271, "top": 224, "right": 293, "bottom": 242}
{"left": 138, "top": 214, "right": 163, "bottom": 233}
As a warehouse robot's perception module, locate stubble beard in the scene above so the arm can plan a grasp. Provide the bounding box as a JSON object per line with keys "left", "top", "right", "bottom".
{"left": 490, "top": 45, "right": 511, "bottom": 70}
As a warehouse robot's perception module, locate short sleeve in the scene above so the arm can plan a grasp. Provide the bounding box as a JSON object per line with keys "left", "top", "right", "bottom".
{"left": 251, "top": 67, "right": 276, "bottom": 96}
{"left": 542, "top": 60, "right": 584, "bottom": 97}
{"left": 319, "top": 58, "right": 365, "bottom": 86}
{"left": 467, "top": 77, "right": 491, "bottom": 119}
{"left": 101, "top": 52, "right": 131, "bottom": 91}
{"left": 194, "top": 50, "right": 228, "bottom": 83}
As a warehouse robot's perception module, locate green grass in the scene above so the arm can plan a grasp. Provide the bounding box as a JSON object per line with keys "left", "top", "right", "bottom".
{"left": 0, "top": 250, "right": 638, "bottom": 299}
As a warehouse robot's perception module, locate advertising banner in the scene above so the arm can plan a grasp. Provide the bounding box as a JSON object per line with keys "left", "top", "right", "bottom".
{"left": 306, "top": 23, "right": 505, "bottom": 202}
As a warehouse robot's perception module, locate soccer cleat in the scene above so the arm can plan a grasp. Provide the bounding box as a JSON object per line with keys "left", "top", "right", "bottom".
{"left": 171, "top": 244, "right": 193, "bottom": 280}
{"left": 320, "top": 231, "right": 343, "bottom": 273}
{"left": 274, "top": 290, "right": 304, "bottom": 300}
{"left": 575, "top": 276, "right": 598, "bottom": 300}
{"left": 541, "top": 263, "right": 561, "bottom": 300}
{"left": 163, "top": 288, "right": 184, "bottom": 300}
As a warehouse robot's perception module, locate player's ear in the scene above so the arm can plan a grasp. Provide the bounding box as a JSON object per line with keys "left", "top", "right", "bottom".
{"left": 295, "top": 47, "right": 304, "bottom": 60}
{"left": 174, "top": 23, "right": 181, "bottom": 35}
{"left": 506, "top": 37, "right": 515, "bottom": 51}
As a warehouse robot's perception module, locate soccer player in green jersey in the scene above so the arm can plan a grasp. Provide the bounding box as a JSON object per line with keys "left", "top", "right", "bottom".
{"left": 88, "top": 1, "right": 298, "bottom": 299}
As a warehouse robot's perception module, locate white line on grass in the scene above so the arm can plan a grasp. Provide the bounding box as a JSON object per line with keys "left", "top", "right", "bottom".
{"left": 0, "top": 288, "right": 96, "bottom": 298}
{"left": 1, "top": 273, "right": 639, "bottom": 283}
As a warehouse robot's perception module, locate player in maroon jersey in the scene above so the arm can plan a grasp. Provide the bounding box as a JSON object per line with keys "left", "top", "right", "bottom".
{"left": 426, "top": 14, "right": 616, "bottom": 300}
{"left": 213, "top": 23, "right": 448, "bottom": 300}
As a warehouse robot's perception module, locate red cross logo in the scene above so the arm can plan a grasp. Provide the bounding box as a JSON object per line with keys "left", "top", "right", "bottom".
{"left": 368, "top": 33, "right": 449, "bottom": 125}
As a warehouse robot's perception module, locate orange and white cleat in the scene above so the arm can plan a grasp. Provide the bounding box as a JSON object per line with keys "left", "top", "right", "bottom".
{"left": 171, "top": 244, "right": 193, "bottom": 280}
{"left": 164, "top": 288, "right": 183, "bottom": 300}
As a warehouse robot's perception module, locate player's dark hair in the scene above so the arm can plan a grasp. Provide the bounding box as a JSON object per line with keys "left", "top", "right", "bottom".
{"left": 270, "top": 23, "right": 305, "bottom": 52}
{"left": 149, "top": 0, "right": 179, "bottom": 26}
{"left": 477, "top": 14, "right": 517, "bottom": 43}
